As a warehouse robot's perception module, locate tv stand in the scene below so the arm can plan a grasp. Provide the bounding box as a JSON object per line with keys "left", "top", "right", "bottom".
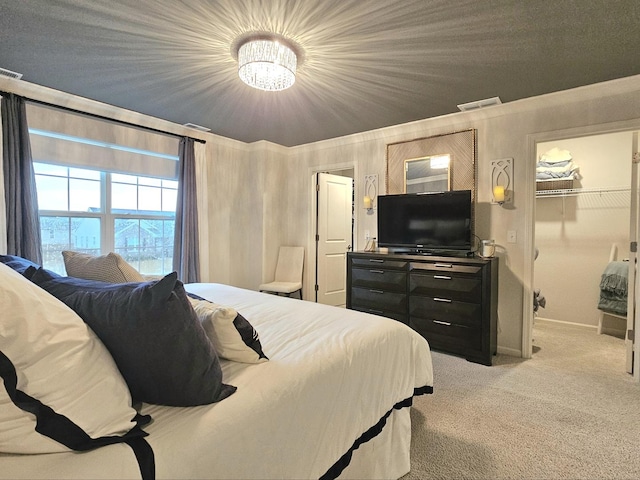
{"left": 346, "top": 251, "right": 498, "bottom": 365}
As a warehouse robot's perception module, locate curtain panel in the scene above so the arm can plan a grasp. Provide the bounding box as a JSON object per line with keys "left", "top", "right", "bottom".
{"left": 194, "top": 141, "right": 210, "bottom": 281}
{"left": 1, "top": 94, "right": 42, "bottom": 263}
{"left": 0, "top": 115, "right": 6, "bottom": 254}
{"left": 173, "top": 137, "right": 200, "bottom": 283}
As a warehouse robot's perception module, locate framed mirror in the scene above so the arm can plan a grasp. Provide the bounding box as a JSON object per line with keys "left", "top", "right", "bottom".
{"left": 386, "top": 129, "right": 476, "bottom": 198}
{"left": 404, "top": 154, "right": 451, "bottom": 193}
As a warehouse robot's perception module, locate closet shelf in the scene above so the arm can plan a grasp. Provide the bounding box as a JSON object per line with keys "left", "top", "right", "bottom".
{"left": 536, "top": 185, "right": 630, "bottom": 198}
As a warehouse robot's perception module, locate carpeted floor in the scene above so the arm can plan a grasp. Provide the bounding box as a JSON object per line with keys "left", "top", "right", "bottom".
{"left": 403, "top": 320, "right": 640, "bottom": 479}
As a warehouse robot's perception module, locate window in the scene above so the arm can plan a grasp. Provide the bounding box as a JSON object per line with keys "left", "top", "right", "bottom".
{"left": 35, "top": 164, "right": 178, "bottom": 275}
{"left": 27, "top": 105, "right": 180, "bottom": 276}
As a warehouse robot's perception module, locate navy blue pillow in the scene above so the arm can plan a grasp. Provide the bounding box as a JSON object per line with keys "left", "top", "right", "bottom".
{"left": 0, "top": 255, "right": 40, "bottom": 277}
{"left": 29, "top": 268, "right": 236, "bottom": 406}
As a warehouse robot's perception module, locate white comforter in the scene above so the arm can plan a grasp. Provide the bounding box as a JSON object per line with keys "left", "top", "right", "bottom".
{"left": 0, "top": 283, "right": 433, "bottom": 479}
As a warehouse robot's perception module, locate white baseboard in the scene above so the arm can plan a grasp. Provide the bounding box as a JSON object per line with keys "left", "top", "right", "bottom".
{"left": 536, "top": 316, "right": 626, "bottom": 338}
{"left": 535, "top": 317, "right": 597, "bottom": 330}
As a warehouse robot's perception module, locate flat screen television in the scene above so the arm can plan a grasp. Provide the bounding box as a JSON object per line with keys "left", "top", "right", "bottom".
{"left": 377, "top": 190, "right": 472, "bottom": 254}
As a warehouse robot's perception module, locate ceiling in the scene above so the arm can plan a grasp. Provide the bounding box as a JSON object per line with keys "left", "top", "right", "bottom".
{"left": 0, "top": 0, "right": 638, "bottom": 147}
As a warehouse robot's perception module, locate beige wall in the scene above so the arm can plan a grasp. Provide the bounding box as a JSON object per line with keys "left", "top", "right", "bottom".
{"left": 535, "top": 132, "right": 633, "bottom": 330}
{"left": 2, "top": 74, "right": 640, "bottom": 357}
{"left": 282, "top": 76, "right": 640, "bottom": 356}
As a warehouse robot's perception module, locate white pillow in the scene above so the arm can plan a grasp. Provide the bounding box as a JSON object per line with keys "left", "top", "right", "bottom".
{"left": 189, "top": 297, "right": 268, "bottom": 364}
{"left": 0, "top": 263, "right": 144, "bottom": 454}
{"left": 62, "top": 250, "right": 144, "bottom": 283}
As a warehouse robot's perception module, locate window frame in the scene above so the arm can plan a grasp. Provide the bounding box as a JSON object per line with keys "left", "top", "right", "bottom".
{"left": 35, "top": 163, "right": 177, "bottom": 275}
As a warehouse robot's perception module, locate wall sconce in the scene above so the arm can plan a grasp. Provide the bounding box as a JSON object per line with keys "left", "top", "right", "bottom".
{"left": 363, "top": 174, "right": 378, "bottom": 213}
{"left": 490, "top": 158, "right": 513, "bottom": 206}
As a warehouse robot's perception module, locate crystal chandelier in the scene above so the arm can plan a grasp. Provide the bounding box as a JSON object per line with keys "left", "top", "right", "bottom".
{"left": 237, "top": 37, "right": 297, "bottom": 91}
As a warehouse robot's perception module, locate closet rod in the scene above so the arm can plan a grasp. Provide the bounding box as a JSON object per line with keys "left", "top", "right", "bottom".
{"left": 536, "top": 186, "right": 630, "bottom": 198}
{"left": 0, "top": 91, "right": 206, "bottom": 144}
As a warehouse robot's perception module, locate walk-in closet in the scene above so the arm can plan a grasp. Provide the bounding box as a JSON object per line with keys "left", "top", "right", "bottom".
{"left": 534, "top": 131, "right": 636, "bottom": 344}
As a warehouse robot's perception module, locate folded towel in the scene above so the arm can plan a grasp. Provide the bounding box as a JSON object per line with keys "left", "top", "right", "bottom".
{"left": 536, "top": 162, "right": 576, "bottom": 174}
{"left": 600, "top": 261, "right": 629, "bottom": 296}
{"left": 540, "top": 147, "right": 572, "bottom": 163}
{"left": 598, "top": 293, "right": 627, "bottom": 316}
{"left": 537, "top": 160, "right": 572, "bottom": 168}
{"left": 536, "top": 171, "right": 579, "bottom": 180}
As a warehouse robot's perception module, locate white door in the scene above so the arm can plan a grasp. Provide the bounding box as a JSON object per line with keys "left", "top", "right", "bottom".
{"left": 316, "top": 172, "right": 353, "bottom": 306}
{"left": 629, "top": 132, "right": 640, "bottom": 379}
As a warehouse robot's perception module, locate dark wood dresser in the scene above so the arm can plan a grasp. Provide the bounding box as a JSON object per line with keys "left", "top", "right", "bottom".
{"left": 347, "top": 251, "right": 498, "bottom": 365}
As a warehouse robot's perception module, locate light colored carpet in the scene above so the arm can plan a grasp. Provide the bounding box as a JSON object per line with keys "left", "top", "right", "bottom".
{"left": 403, "top": 320, "right": 640, "bottom": 479}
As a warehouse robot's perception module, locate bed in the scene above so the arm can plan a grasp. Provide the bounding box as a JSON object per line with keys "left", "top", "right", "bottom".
{"left": 0, "top": 259, "right": 433, "bottom": 480}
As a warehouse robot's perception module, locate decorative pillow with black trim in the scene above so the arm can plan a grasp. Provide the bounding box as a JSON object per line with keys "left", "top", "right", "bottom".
{"left": 0, "top": 263, "right": 148, "bottom": 454}
{"left": 188, "top": 295, "right": 269, "bottom": 364}
{"left": 29, "top": 268, "right": 236, "bottom": 406}
{"left": 62, "top": 250, "right": 145, "bottom": 283}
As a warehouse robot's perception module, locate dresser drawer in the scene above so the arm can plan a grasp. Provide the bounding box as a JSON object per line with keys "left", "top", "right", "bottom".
{"left": 351, "top": 305, "right": 408, "bottom": 324}
{"left": 409, "top": 296, "right": 481, "bottom": 328}
{"left": 351, "top": 267, "right": 406, "bottom": 292}
{"left": 409, "top": 317, "right": 480, "bottom": 353}
{"left": 351, "top": 287, "right": 407, "bottom": 314}
{"left": 409, "top": 272, "right": 482, "bottom": 303}
{"left": 351, "top": 256, "right": 408, "bottom": 270}
{"left": 410, "top": 261, "right": 482, "bottom": 275}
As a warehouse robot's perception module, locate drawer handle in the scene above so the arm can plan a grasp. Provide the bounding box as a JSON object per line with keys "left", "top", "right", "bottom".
{"left": 367, "top": 309, "right": 384, "bottom": 315}
{"left": 369, "top": 289, "right": 384, "bottom": 294}
{"left": 433, "top": 275, "right": 452, "bottom": 280}
{"left": 433, "top": 320, "right": 452, "bottom": 326}
{"left": 433, "top": 297, "right": 452, "bottom": 303}
{"left": 434, "top": 263, "right": 453, "bottom": 268}
{"left": 369, "top": 259, "right": 384, "bottom": 263}
{"left": 369, "top": 269, "right": 385, "bottom": 274}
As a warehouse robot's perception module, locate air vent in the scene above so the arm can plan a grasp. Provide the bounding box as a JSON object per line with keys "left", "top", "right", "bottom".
{"left": 183, "top": 122, "right": 211, "bottom": 132}
{"left": 457, "top": 96, "right": 502, "bottom": 112}
{"left": 0, "top": 67, "right": 23, "bottom": 80}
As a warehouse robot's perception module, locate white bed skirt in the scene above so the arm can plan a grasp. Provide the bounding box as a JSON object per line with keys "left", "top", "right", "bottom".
{"left": 339, "top": 407, "right": 412, "bottom": 479}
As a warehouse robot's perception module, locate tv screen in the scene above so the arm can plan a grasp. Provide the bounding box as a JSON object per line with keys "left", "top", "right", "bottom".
{"left": 377, "top": 190, "right": 472, "bottom": 252}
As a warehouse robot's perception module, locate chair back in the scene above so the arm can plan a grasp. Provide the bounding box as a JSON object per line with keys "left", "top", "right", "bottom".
{"left": 274, "top": 246, "right": 304, "bottom": 283}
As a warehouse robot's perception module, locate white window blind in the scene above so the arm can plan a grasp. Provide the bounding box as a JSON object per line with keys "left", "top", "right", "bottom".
{"left": 26, "top": 103, "right": 179, "bottom": 178}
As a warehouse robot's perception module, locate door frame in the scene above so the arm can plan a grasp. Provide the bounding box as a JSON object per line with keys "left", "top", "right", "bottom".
{"left": 307, "top": 162, "right": 357, "bottom": 303}
{"left": 523, "top": 119, "right": 640, "bottom": 381}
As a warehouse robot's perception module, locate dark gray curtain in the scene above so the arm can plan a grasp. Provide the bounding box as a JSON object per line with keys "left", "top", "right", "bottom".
{"left": 1, "top": 93, "right": 42, "bottom": 263}
{"left": 173, "top": 137, "right": 200, "bottom": 283}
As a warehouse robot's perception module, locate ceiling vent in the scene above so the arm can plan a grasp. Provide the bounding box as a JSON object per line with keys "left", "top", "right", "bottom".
{"left": 183, "top": 123, "right": 211, "bottom": 132}
{"left": 0, "top": 67, "right": 23, "bottom": 80}
{"left": 457, "top": 96, "right": 502, "bottom": 112}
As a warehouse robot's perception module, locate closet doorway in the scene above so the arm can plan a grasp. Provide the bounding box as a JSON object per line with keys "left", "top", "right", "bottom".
{"left": 529, "top": 125, "right": 640, "bottom": 379}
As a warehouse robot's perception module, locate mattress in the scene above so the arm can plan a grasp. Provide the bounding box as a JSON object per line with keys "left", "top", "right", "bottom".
{"left": 0, "top": 283, "right": 433, "bottom": 479}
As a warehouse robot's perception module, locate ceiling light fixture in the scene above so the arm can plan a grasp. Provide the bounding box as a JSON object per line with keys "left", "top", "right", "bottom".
{"left": 237, "top": 36, "right": 297, "bottom": 91}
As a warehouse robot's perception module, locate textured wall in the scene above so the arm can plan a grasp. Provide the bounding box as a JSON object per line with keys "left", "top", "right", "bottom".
{"left": 283, "top": 75, "right": 640, "bottom": 356}
{"left": 2, "top": 74, "right": 640, "bottom": 357}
